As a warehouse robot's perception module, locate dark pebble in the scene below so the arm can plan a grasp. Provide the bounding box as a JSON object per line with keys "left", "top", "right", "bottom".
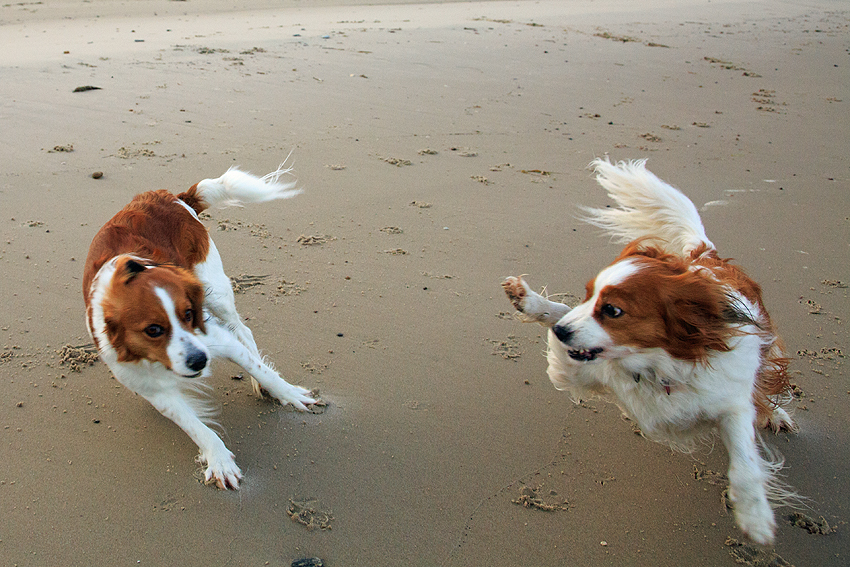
{"left": 92, "top": 171, "right": 103, "bottom": 179}
{"left": 292, "top": 559, "right": 324, "bottom": 567}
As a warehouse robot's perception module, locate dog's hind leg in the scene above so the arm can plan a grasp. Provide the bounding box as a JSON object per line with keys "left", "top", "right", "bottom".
{"left": 502, "top": 276, "right": 571, "bottom": 328}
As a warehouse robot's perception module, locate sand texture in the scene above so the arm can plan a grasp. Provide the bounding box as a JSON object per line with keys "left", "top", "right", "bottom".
{"left": 1, "top": 0, "right": 848, "bottom": 565}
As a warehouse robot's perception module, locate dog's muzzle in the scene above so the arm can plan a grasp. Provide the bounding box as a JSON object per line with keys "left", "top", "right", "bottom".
{"left": 567, "top": 347, "right": 603, "bottom": 362}
{"left": 552, "top": 323, "right": 573, "bottom": 344}
{"left": 185, "top": 348, "right": 208, "bottom": 374}
{"left": 553, "top": 323, "right": 603, "bottom": 362}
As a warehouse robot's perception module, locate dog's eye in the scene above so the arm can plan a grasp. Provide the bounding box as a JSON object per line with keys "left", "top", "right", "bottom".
{"left": 184, "top": 309, "right": 193, "bottom": 323}
{"left": 601, "top": 304, "right": 623, "bottom": 318}
{"left": 145, "top": 324, "right": 165, "bottom": 338}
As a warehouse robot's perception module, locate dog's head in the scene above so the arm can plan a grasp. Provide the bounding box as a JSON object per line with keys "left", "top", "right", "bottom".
{"left": 100, "top": 255, "right": 209, "bottom": 377}
{"left": 552, "top": 243, "right": 739, "bottom": 363}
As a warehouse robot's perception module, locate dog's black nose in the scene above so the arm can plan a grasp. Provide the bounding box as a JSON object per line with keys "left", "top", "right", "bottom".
{"left": 186, "top": 349, "right": 208, "bottom": 372}
{"left": 552, "top": 324, "right": 574, "bottom": 345}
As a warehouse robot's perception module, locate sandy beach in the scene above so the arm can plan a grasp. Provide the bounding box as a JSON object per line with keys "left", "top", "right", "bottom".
{"left": 1, "top": 0, "right": 848, "bottom": 565}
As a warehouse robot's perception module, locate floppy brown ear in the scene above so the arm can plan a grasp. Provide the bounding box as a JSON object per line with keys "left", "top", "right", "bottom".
{"left": 661, "top": 272, "right": 732, "bottom": 361}
{"left": 104, "top": 314, "right": 139, "bottom": 362}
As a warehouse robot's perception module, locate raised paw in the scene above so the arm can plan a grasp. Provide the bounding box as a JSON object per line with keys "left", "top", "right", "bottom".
{"left": 198, "top": 450, "right": 243, "bottom": 490}
{"left": 501, "top": 276, "right": 570, "bottom": 327}
{"left": 502, "top": 276, "right": 530, "bottom": 312}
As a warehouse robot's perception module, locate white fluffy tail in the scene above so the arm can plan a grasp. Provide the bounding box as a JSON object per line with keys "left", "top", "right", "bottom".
{"left": 194, "top": 162, "right": 302, "bottom": 210}
{"left": 581, "top": 158, "right": 714, "bottom": 257}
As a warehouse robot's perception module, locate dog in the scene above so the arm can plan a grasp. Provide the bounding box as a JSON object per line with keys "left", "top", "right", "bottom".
{"left": 502, "top": 158, "right": 796, "bottom": 544}
{"left": 83, "top": 164, "right": 317, "bottom": 489}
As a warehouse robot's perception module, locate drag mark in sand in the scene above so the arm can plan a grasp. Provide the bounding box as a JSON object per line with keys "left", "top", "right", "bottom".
{"left": 230, "top": 274, "right": 307, "bottom": 302}
{"left": 511, "top": 484, "right": 569, "bottom": 512}
{"left": 287, "top": 498, "right": 334, "bottom": 531}
{"left": 787, "top": 512, "right": 837, "bottom": 535}
{"left": 752, "top": 89, "right": 787, "bottom": 113}
{"left": 230, "top": 274, "right": 270, "bottom": 293}
{"left": 693, "top": 464, "right": 728, "bottom": 486}
{"left": 274, "top": 278, "right": 307, "bottom": 298}
{"left": 297, "top": 234, "right": 334, "bottom": 245}
{"left": 488, "top": 336, "right": 522, "bottom": 360}
{"left": 725, "top": 537, "right": 793, "bottom": 566}
{"left": 444, "top": 427, "right": 581, "bottom": 564}
{"left": 703, "top": 56, "right": 762, "bottom": 77}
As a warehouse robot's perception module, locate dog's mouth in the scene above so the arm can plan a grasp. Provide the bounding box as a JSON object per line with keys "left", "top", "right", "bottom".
{"left": 180, "top": 371, "right": 203, "bottom": 378}
{"left": 568, "top": 347, "right": 603, "bottom": 362}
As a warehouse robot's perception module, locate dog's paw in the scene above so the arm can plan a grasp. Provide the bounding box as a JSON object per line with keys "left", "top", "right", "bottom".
{"left": 763, "top": 406, "right": 797, "bottom": 433}
{"left": 198, "top": 451, "right": 243, "bottom": 490}
{"left": 276, "top": 384, "right": 318, "bottom": 412}
{"left": 502, "top": 276, "right": 531, "bottom": 312}
{"left": 737, "top": 509, "right": 776, "bottom": 545}
{"left": 728, "top": 487, "right": 776, "bottom": 545}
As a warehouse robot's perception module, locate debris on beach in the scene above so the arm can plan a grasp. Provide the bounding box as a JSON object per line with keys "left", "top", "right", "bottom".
{"left": 57, "top": 344, "right": 99, "bottom": 372}
{"left": 511, "top": 485, "right": 568, "bottom": 512}
{"left": 787, "top": 512, "right": 837, "bottom": 535}
{"left": 287, "top": 498, "right": 334, "bottom": 530}
{"left": 725, "top": 537, "right": 793, "bottom": 566}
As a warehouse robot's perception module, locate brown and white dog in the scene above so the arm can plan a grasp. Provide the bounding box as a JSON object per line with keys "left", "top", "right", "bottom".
{"left": 83, "top": 164, "right": 317, "bottom": 489}
{"left": 503, "top": 158, "right": 796, "bottom": 544}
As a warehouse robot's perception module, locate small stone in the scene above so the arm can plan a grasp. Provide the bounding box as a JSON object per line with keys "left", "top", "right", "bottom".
{"left": 292, "top": 558, "right": 324, "bottom": 567}
{"left": 92, "top": 171, "right": 103, "bottom": 179}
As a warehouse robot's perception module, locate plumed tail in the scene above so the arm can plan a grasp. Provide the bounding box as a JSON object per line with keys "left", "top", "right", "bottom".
{"left": 581, "top": 158, "right": 714, "bottom": 257}
{"left": 178, "top": 159, "right": 301, "bottom": 214}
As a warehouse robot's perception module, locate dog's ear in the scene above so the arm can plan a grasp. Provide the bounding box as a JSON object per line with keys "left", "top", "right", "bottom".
{"left": 116, "top": 257, "right": 148, "bottom": 284}
{"left": 125, "top": 259, "right": 146, "bottom": 275}
{"left": 661, "top": 273, "right": 732, "bottom": 361}
{"left": 104, "top": 314, "right": 139, "bottom": 362}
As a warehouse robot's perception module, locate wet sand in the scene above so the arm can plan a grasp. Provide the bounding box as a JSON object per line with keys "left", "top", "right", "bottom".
{"left": 1, "top": 1, "right": 848, "bottom": 565}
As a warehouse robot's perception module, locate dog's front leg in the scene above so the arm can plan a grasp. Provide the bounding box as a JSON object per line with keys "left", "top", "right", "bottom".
{"left": 146, "top": 392, "right": 242, "bottom": 489}
{"left": 719, "top": 411, "right": 775, "bottom": 544}
{"left": 502, "top": 276, "right": 571, "bottom": 327}
{"left": 204, "top": 320, "right": 317, "bottom": 410}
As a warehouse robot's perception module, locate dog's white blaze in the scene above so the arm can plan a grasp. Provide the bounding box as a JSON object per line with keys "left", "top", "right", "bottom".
{"left": 556, "top": 259, "right": 641, "bottom": 350}
{"left": 154, "top": 286, "right": 209, "bottom": 377}
{"left": 594, "top": 257, "right": 642, "bottom": 291}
